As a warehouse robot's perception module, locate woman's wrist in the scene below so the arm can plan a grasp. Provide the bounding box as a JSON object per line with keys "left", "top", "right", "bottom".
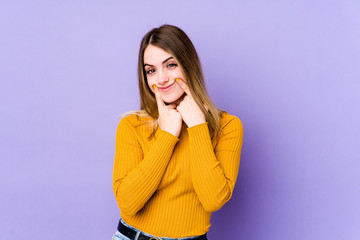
{"left": 187, "top": 120, "right": 207, "bottom": 128}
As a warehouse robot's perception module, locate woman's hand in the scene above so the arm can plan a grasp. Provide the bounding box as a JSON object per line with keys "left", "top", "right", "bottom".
{"left": 175, "top": 79, "right": 206, "bottom": 128}
{"left": 154, "top": 84, "right": 183, "bottom": 137}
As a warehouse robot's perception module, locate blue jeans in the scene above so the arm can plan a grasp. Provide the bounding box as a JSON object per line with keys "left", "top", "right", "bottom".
{"left": 112, "top": 219, "right": 208, "bottom": 240}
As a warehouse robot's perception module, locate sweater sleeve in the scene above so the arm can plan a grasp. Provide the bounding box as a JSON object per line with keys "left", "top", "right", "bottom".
{"left": 113, "top": 116, "right": 179, "bottom": 216}
{"left": 187, "top": 117, "right": 243, "bottom": 212}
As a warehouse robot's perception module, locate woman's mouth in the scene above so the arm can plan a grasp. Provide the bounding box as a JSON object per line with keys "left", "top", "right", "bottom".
{"left": 158, "top": 82, "right": 175, "bottom": 92}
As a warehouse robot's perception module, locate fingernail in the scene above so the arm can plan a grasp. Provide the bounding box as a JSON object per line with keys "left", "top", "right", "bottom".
{"left": 153, "top": 84, "right": 157, "bottom": 89}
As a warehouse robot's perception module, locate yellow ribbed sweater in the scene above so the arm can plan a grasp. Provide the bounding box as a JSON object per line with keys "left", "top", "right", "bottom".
{"left": 113, "top": 111, "right": 243, "bottom": 238}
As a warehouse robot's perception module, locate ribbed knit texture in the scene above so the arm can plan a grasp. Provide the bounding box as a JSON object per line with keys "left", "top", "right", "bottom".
{"left": 113, "top": 112, "right": 243, "bottom": 238}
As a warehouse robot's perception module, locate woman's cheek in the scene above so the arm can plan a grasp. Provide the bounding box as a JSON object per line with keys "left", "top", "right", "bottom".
{"left": 147, "top": 78, "right": 155, "bottom": 93}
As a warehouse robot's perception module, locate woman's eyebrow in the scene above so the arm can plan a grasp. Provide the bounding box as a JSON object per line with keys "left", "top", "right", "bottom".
{"left": 162, "top": 56, "right": 174, "bottom": 63}
{"left": 144, "top": 57, "right": 174, "bottom": 67}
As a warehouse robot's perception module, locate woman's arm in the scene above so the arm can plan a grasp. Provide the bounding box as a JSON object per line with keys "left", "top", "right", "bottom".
{"left": 113, "top": 116, "right": 179, "bottom": 216}
{"left": 188, "top": 116, "right": 243, "bottom": 212}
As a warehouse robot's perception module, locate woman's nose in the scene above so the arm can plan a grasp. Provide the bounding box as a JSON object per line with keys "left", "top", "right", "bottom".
{"left": 157, "top": 70, "right": 169, "bottom": 85}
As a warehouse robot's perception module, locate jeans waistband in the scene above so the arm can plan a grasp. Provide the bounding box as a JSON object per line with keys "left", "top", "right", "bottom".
{"left": 118, "top": 219, "right": 207, "bottom": 240}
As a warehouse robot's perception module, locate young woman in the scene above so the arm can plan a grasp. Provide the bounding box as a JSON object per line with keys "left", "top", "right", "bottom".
{"left": 112, "top": 24, "right": 243, "bottom": 240}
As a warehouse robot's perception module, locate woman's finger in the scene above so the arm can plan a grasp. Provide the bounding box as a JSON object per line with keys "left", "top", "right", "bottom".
{"left": 167, "top": 103, "right": 177, "bottom": 109}
{"left": 153, "top": 84, "right": 165, "bottom": 109}
{"left": 175, "top": 78, "right": 192, "bottom": 97}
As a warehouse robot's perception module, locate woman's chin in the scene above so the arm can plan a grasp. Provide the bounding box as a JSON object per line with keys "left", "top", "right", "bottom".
{"left": 164, "top": 98, "right": 179, "bottom": 105}
{"left": 163, "top": 92, "right": 185, "bottom": 105}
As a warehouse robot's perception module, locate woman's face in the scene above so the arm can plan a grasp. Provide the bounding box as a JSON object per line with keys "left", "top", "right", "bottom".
{"left": 144, "top": 44, "right": 186, "bottom": 104}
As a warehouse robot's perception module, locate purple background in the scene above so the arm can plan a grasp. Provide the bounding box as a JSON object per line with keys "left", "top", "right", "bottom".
{"left": 1, "top": 1, "right": 359, "bottom": 239}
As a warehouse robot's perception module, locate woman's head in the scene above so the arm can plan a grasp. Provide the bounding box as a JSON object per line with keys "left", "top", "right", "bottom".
{"left": 136, "top": 24, "right": 223, "bottom": 140}
{"left": 143, "top": 44, "right": 186, "bottom": 104}
{"left": 138, "top": 25, "right": 208, "bottom": 113}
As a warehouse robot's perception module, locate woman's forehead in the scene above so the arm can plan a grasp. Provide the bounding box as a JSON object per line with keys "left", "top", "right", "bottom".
{"left": 144, "top": 45, "right": 173, "bottom": 66}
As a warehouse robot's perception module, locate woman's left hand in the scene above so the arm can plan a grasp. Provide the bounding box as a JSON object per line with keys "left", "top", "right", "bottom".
{"left": 175, "top": 78, "right": 206, "bottom": 127}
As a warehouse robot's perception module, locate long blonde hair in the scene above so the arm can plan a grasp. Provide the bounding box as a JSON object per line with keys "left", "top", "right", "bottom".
{"left": 123, "top": 24, "right": 224, "bottom": 141}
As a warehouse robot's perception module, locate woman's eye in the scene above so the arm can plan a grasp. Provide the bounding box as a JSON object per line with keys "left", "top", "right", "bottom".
{"left": 146, "top": 69, "right": 155, "bottom": 74}
{"left": 167, "top": 63, "right": 177, "bottom": 68}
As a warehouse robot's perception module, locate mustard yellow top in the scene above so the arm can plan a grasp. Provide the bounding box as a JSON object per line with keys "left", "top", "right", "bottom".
{"left": 113, "top": 111, "right": 243, "bottom": 238}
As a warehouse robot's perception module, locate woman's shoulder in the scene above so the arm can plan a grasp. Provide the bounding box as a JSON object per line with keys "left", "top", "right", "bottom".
{"left": 118, "top": 110, "right": 155, "bottom": 129}
{"left": 219, "top": 110, "right": 243, "bottom": 131}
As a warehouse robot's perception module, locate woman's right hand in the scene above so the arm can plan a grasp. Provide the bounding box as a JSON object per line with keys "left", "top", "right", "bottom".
{"left": 153, "top": 84, "right": 183, "bottom": 137}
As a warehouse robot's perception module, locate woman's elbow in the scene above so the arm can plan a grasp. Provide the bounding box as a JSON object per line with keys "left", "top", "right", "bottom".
{"left": 201, "top": 192, "right": 232, "bottom": 212}
{"left": 116, "top": 197, "right": 139, "bottom": 216}
{"left": 202, "top": 202, "right": 223, "bottom": 212}
{"left": 119, "top": 206, "right": 138, "bottom": 216}
{"left": 114, "top": 186, "right": 139, "bottom": 216}
{"left": 202, "top": 197, "right": 230, "bottom": 212}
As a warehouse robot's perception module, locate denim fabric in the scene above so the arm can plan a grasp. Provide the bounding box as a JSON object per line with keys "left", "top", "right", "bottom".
{"left": 112, "top": 219, "right": 208, "bottom": 240}
{"left": 112, "top": 230, "right": 132, "bottom": 240}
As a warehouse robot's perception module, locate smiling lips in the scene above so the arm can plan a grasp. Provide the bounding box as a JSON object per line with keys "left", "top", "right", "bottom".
{"left": 158, "top": 82, "right": 175, "bottom": 92}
